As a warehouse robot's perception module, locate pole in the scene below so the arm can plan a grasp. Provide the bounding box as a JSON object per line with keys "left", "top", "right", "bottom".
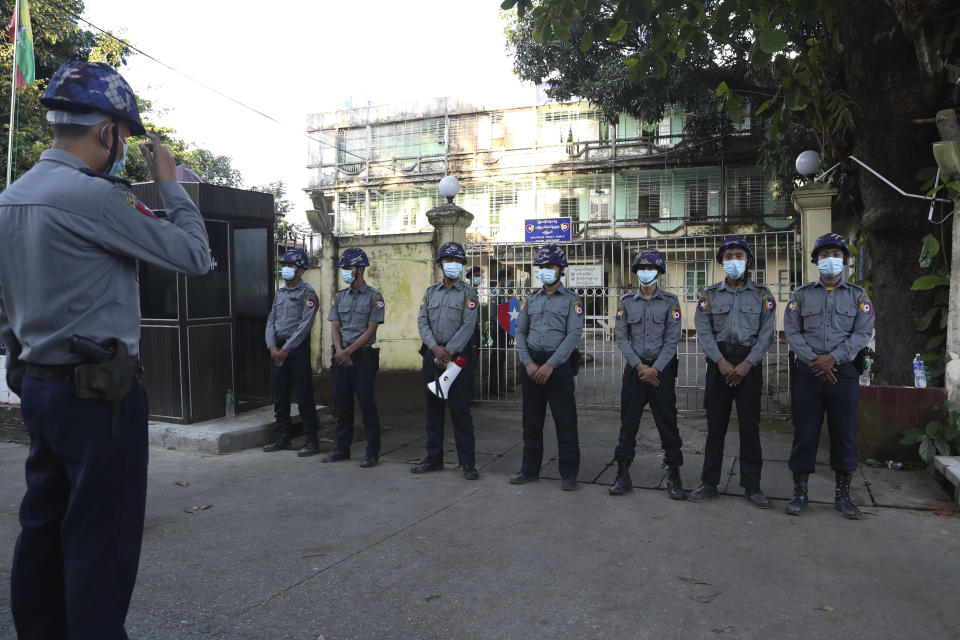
{"left": 6, "top": 0, "right": 21, "bottom": 188}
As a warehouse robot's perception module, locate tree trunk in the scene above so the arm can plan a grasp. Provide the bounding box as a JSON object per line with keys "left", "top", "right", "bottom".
{"left": 838, "top": 0, "right": 947, "bottom": 385}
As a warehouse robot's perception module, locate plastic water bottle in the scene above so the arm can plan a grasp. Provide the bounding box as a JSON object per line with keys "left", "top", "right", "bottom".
{"left": 859, "top": 356, "right": 872, "bottom": 386}
{"left": 913, "top": 354, "right": 927, "bottom": 389}
{"left": 225, "top": 388, "right": 236, "bottom": 417}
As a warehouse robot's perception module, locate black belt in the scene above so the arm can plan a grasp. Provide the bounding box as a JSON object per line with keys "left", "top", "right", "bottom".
{"left": 718, "top": 342, "right": 752, "bottom": 358}
{"left": 25, "top": 363, "right": 80, "bottom": 383}
{"left": 529, "top": 349, "right": 554, "bottom": 366}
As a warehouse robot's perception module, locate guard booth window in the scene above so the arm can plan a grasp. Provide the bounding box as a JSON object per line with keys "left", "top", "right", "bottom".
{"left": 234, "top": 228, "right": 269, "bottom": 314}
{"left": 187, "top": 221, "right": 229, "bottom": 319}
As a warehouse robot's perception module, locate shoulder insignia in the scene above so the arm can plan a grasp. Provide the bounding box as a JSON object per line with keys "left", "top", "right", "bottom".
{"left": 786, "top": 293, "right": 800, "bottom": 313}
{"left": 615, "top": 303, "right": 625, "bottom": 320}
{"left": 858, "top": 294, "right": 872, "bottom": 314}
{"left": 763, "top": 294, "right": 776, "bottom": 311}
{"left": 305, "top": 295, "right": 317, "bottom": 309}
{"left": 376, "top": 294, "right": 385, "bottom": 310}
{"left": 697, "top": 298, "right": 708, "bottom": 312}
{"left": 671, "top": 305, "right": 681, "bottom": 321}
{"left": 79, "top": 167, "right": 132, "bottom": 187}
{"left": 574, "top": 301, "right": 584, "bottom": 317}
{"left": 467, "top": 296, "right": 478, "bottom": 311}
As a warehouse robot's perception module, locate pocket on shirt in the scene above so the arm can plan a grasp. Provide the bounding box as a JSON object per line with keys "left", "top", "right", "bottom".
{"left": 835, "top": 306, "right": 856, "bottom": 332}
{"left": 545, "top": 310, "right": 567, "bottom": 331}
{"left": 742, "top": 301, "right": 761, "bottom": 330}
{"left": 338, "top": 298, "right": 355, "bottom": 314}
{"left": 801, "top": 307, "right": 822, "bottom": 329}
{"left": 710, "top": 301, "right": 732, "bottom": 332}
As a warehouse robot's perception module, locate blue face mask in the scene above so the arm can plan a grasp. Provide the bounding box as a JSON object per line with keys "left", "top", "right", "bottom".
{"left": 723, "top": 259, "right": 746, "bottom": 280}
{"left": 442, "top": 262, "right": 463, "bottom": 279}
{"left": 341, "top": 269, "right": 355, "bottom": 284}
{"left": 538, "top": 268, "right": 558, "bottom": 285}
{"left": 281, "top": 266, "right": 296, "bottom": 281}
{"left": 109, "top": 142, "right": 128, "bottom": 177}
{"left": 472, "top": 276, "right": 483, "bottom": 287}
{"left": 818, "top": 257, "right": 844, "bottom": 277}
{"left": 637, "top": 269, "right": 658, "bottom": 286}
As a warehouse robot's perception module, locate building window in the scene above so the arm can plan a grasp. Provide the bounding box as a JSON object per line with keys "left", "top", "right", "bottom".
{"left": 752, "top": 258, "right": 766, "bottom": 287}
{"left": 685, "top": 178, "right": 709, "bottom": 219}
{"left": 726, "top": 168, "right": 764, "bottom": 220}
{"left": 590, "top": 188, "right": 610, "bottom": 220}
{"left": 778, "top": 269, "right": 791, "bottom": 301}
{"left": 685, "top": 262, "right": 708, "bottom": 301}
{"left": 337, "top": 128, "right": 367, "bottom": 173}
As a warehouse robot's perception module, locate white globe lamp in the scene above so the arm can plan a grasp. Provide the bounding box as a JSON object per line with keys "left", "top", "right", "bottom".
{"left": 438, "top": 176, "right": 460, "bottom": 203}
{"left": 795, "top": 150, "right": 821, "bottom": 178}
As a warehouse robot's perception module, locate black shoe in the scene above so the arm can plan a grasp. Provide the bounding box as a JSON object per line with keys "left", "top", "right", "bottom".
{"left": 688, "top": 483, "right": 718, "bottom": 502}
{"left": 834, "top": 471, "right": 863, "bottom": 520}
{"left": 509, "top": 472, "right": 539, "bottom": 485}
{"left": 462, "top": 467, "right": 480, "bottom": 480}
{"left": 665, "top": 465, "right": 685, "bottom": 500}
{"left": 745, "top": 488, "right": 773, "bottom": 509}
{"left": 609, "top": 459, "right": 632, "bottom": 496}
{"left": 359, "top": 455, "right": 379, "bottom": 468}
{"left": 410, "top": 460, "right": 443, "bottom": 474}
{"left": 785, "top": 472, "right": 809, "bottom": 516}
{"left": 297, "top": 436, "right": 320, "bottom": 457}
{"left": 561, "top": 477, "right": 578, "bottom": 491}
{"left": 321, "top": 450, "right": 350, "bottom": 463}
{"left": 262, "top": 430, "right": 291, "bottom": 453}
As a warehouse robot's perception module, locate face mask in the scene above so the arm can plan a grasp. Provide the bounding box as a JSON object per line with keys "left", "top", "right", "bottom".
{"left": 281, "top": 266, "right": 296, "bottom": 281}
{"left": 637, "top": 269, "right": 658, "bottom": 286}
{"left": 472, "top": 276, "right": 483, "bottom": 287}
{"left": 108, "top": 142, "right": 128, "bottom": 176}
{"left": 341, "top": 269, "right": 355, "bottom": 284}
{"left": 537, "top": 268, "right": 558, "bottom": 285}
{"left": 442, "top": 262, "right": 463, "bottom": 279}
{"left": 723, "top": 259, "right": 746, "bottom": 280}
{"left": 818, "top": 257, "right": 844, "bottom": 278}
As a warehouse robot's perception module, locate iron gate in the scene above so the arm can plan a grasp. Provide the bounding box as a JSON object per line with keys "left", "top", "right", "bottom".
{"left": 465, "top": 231, "right": 801, "bottom": 414}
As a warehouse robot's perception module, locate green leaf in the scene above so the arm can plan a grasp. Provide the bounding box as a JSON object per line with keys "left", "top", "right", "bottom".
{"left": 755, "top": 95, "right": 778, "bottom": 116}
{"left": 716, "top": 81, "right": 731, "bottom": 98}
{"left": 609, "top": 19, "right": 629, "bottom": 42}
{"left": 580, "top": 31, "right": 594, "bottom": 52}
{"left": 919, "top": 234, "right": 940, "bottom": 268}
{"left": 757, "top": 29, "right": 789, "bottom": 54}
{"left": 919, "top": 439, "right": 935, "bottom": 463}
{"left": 651, "top": 55, "right": 668, "bottom": 78}
{"left": 935, "top": 438, "right": 951, "bottom": 456}
{"left": 925, "top": 334, "right": 946, "bottom": 351}
{"left": 784, "top": 84, "right": 810, "bottom": 111}
{"left": 500, "top": 0, "right": 519, "bottom": 9}
{"left": 915, "top": 307, "right": 937, "bottom": 331}
{"left": 920, "top": 352, "right": 942, "bottom": 363}
{"left": 911, "top": 275, "right": 949, "bottom": 290}
{"left": 900, "top": 428, "right": 924, "bottom": 445}
{"left": 926, "top": 421, "right": 941, "bottom": 438}
{"left": 554, "top": 21, "right": 571, "bottom": 40}
{"left": 623, "top": 57, "right": 639, "bottom": 67}
{"left": 946, "top": 400, "right": 960, "bottom": 414}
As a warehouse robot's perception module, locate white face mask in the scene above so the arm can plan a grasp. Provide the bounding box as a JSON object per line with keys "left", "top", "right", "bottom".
{"left": 442, "top": 262, "right": 463, "bottom": 279}
{"left": 472, "top": 276, "right": 483, "bottom": 287}
{"left": 281, "top": 266, "right": 296, "bottom": 281}
{"left": 818, "top": 257, "right": 844, "bottom": 278}
{"left": 723, "top": 259, "right": 746, "bottom": 280}
{"left": 636, "top": 269, "right": 658, "bottom": 286}
{"left": 537, "top": 268, "right": 558, "bottom": 285}
{"left": 340, "top": 269, "right": 355, "bottom": 284}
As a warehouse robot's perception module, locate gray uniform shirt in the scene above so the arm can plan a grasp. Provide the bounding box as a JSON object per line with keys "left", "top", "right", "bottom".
{"left": 265, "top": 281, "right": 320, "bottom": 352}
{"left": 327, "top": 284, "right": 385, "bottom": 348}
{"left": 694, "top": 279, "right": 776, "bottom": 366}
{"left": 515, "top": 284, "right": 585, "bottom": 368}
{"left": 0, "top": 149, "right": 210, "bottom": 364}
{"left": 615, "top": 286, "right": 682, "bottom": 371}
{"left": 783, "top": 279, "right": 874, "bottom": 365}
{"left": 417, "top": 279, "right": 479, "bottom": 356}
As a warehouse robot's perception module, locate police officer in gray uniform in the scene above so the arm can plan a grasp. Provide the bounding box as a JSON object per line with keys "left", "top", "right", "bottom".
{"left": 264, "top": 249, "right": 322, "bottom": 456}
{"left": 413, "top": 241, "right": 481, "bottom": 480}
{"left": 689, "top": 236, "right": 776, "bottom": 508}
{"left": 784, "top": 233, "right": 874, "bottom": 520}
{"left": 609, "top": 249, "right": 686, "bottom": 500}
{"left": 324, "top": 247, "right": 384, "bottom": 467}
{"left": 512, "top": 244, "right": 585, "bottom": 491}
{"left": 0, "top": 61, "right": 210, "bottom": 638}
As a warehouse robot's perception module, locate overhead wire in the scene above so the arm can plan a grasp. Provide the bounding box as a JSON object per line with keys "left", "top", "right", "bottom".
{"left": 45, "top": 0, "right": 370, "bottom": 163}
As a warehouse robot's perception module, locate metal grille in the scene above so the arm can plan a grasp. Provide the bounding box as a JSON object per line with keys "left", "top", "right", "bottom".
{"left": 465, "top": 231, "right": 800, "bottom": 414}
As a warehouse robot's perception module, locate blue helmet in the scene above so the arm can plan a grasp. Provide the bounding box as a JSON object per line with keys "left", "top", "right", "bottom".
{"left": 632, "top": 248, "right": 666, "bottom": 274}
{"left": 281, "top": 249, "right": 309, "bottom": 270}
{"left": 436, "top": 241, "right": 466, "bottom": 263}
{"left": 338, "top": 247, "right": 369, "bottom": 267}
{"left": 810, "top": 233, "right": 849, "bottom": 263}
{"left": 41, "top": 61, "right": 146, "bottom": 135}
{"left": 533, "top": 244, "right": 568, "bottom": 267}
{"left": 716, "top": 236, "right": 754, "bottom": 264}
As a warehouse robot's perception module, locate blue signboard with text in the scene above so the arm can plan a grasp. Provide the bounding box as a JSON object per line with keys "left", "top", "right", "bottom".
{"left": 524, "top": 217, "right": 572, "bottom": 243}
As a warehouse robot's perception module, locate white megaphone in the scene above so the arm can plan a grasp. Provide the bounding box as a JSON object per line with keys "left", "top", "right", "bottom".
{"left": 427, "top": 356, "right": 467, "bottom": 400}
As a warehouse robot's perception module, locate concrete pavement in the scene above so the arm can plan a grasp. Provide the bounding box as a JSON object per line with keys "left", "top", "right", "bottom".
{"left": 0, "top": 403, "right": 957, "bottom": 639}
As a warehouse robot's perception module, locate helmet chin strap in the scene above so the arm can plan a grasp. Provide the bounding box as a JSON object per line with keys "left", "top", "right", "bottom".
{"left": 99, "top": 117, "right": 120, "bottom": 173}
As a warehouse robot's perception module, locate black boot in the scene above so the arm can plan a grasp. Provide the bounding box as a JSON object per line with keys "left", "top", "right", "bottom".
{"left": 665, "top": 465, "right": 685, "bottom": 500}
{"left": 785, "top": 472, "right": 809, "bottom": 516}
{"left": 263, "top": 427, "right": 291, "bottom": 452}
{"left": 297, "top": 433, "right": 320, "bottom": 457}
{"left": 834, "top": 471, "right": 863, "bottom": 520}
{"left": 609, "top": 459, "right": 632, "bottom": 495}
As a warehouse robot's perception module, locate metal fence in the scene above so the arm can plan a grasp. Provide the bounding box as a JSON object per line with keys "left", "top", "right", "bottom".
{"left": 465, "top": 231, "right": 801, "bottom": 414}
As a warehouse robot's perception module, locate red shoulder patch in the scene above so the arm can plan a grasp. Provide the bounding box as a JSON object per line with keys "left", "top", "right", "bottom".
{"left": 136, "top": 201, "right": 157, "bottom": 218}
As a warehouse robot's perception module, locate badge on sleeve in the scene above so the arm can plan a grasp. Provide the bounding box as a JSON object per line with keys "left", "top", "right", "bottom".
{"left": 376, "top": 295, "right": 385, "bottom": 310}
{"left": 305, "top": 295, "right": 317, "bottom": 309}
{"left": 467, "top": 296, "right": 478, "bottom": 311}
{"left": 858, "top": 295, "right": 872, "bottom": 314}
{"left": 126, "top": 191, "right": 157, "bottom": 218}
{"left": 574, "top": 301, "right": 584, "bottom": 317}
{"left": 764, "top": 295, "right": 776, "bottom": 311}
{"left": 697, "top": 298, "right": 708, "bottom": 311}
{"left": 672, "top": 305, "right": 681, "bottom": 320}
{"left": 786, "top": 294, "right": 800, "bottom": 313}
{"left": 615, "top": 304, "right": 624, "bottom": 320}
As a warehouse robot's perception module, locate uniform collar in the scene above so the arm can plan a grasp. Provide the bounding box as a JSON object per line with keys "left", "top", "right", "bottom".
{"left": 40, "top": 148, "right": 89, "bottom": 170}
{"left": 718, "top": 279, "right": 757, "bottom": 292}
{"left": 283, "top": 280, "right": 306, "bottom": 292}
{"left": 443, "top": 278, "right": 464, "bottom": 291}
{"left": 813, "top": 278, "right": 849, "bottom": 290}
{"left": 346, "top": 283, "right": 368, "bottom": 294}
{"left": 634, "top": 285, "right": 663, "bottom": 300}
{"left": 542, "top": 283, "right": 567, "bottom": 296}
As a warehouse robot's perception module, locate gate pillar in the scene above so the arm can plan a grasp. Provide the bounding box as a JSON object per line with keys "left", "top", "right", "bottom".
{"left": 792, "top": 184, "right": 836, "bottom": 284}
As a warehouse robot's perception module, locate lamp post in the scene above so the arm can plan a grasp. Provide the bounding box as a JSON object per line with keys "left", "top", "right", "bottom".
{"left": 933, "top": 111, "right": 960, "bottom": 402}
{"left": 792, "top": 150, "right": 837, "bottom": 284}
{"left": 427, "top": 176, "right": 474, "bottom": 280}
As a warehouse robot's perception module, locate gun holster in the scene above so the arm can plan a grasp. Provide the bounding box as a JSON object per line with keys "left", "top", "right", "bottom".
{"left": 5, "top": 339, "right": 25, "bottom": 398}
{"left": 72, "top": 338, "right": 136, "bottom": 436}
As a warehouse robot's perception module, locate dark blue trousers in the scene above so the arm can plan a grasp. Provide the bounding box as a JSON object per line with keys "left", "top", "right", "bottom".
{"left": 12, "top": 375, "right": 148, "bottom": 640}
{"left": 520, "top": 359, "right": 580, "bottom": 479}
{"left": 421, "top": 352, "right": 475, "bottom": 467}
{"left": 702, "top": 356, "right": 763, "bottom": 490}
{"left": 272, "top": 340, "right": 319, "bottom": 434}
{"left": 615, "top": 364, "right": 682, "bottom": 466}
{"left": 332, "top": 350, "right": 381, "bottom": 457}
{"left": 789, "top": 362, "right": 859, "bottom": 473}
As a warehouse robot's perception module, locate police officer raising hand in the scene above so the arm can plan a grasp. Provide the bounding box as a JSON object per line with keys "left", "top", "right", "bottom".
{"left": 138, "top": 132, "right": 176, "bottom": 183}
